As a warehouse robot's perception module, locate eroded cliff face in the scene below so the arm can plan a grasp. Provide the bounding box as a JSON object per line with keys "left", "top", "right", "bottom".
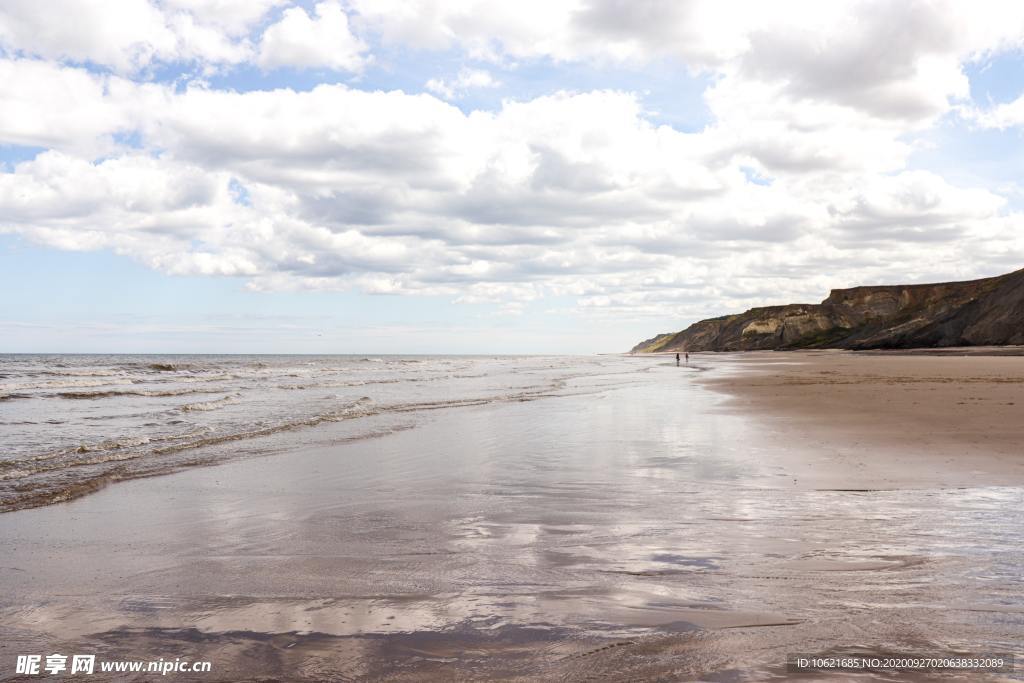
{"left": 631, "top": 269, "right": 1024, "bottom": 352}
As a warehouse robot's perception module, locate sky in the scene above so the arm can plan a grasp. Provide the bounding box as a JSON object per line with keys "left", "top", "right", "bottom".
{"left": 2, "top": 0, "right": 1024, "bottom": 354}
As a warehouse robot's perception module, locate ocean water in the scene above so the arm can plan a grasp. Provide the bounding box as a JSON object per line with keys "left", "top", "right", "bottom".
{"left": 0, "top": 354, "right": 645, "bottom": 512}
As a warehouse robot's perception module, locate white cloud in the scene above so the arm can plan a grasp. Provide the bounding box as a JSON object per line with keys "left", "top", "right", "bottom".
{"left": 425, "top": 67, "right": 499, "bottom": 99}
{"left": 0, "top": 0, "right": 176, "bottom": 72}
{"left": 2, "top": 0, "right": 1024, "bottom": 329}
{"left": 0, "top": 0, "right": 284, "bottom": 72}
{"left": 0, "top": 61, "right": 1018, "bottom": 321}
{"left": 0, "top": 59, "right": 159, "bottom": 156}
{"left": 257, "top": 1, "right": 368, "bottom": 72}
{"left": 827, "top": 171, "right": 1005, "bottom": 244}
{"left": 968, "top": 92, "right": 1024, "bottom": 129}
{"left": 167, "top": 11, "right": 254, "bottom": 67}
{"left": 350, "top": 0, "right": 584, "bottom": 60}
{"left": 353, "top": 0, "right": 1024, "bottom": 123}
{"left": 163, "top": 0, "right": 285, "bottom": 35}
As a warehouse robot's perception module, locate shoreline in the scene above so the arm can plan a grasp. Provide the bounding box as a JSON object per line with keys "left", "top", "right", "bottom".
{"left": 625, "top": 344, "right": 1024, "bottom": 356}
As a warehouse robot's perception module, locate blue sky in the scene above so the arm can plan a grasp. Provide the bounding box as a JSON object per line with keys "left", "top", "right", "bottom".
{"left": 1, "top": 1, "right": 1023, "bottom": 353}
{"left": 0, "top": 234, "right": 595, "bottom": 353}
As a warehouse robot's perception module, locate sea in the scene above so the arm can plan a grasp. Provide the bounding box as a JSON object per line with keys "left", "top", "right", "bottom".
{"left": 0, "top": 354, "right": 643, "bottom": 512}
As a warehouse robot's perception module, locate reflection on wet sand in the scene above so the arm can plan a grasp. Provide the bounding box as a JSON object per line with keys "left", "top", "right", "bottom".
{"left": 1, "top": 355, "right": 1022, "bottom": 680}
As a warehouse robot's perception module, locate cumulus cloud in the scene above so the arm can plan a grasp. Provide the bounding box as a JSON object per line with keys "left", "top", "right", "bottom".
{"left": 353, "top": 0, "right": 1019, "bottom": 119}
{"left": 257, "top": 1, "right": 368, "bottom": 71}
{"left": 1, "top": 0, "right": 1024, "bottom": 327}
{"left": 163, "top": 0, "right": 286, "bottom": 35}
{"left": 0, "top": 0, "right": 283, "bottom": 72}
{"left": 0, "top": 0, "right": 176, "bottom": 72}
{"left": 425, "top": 68, "right": 499, "bottom": 99}
{"left": 968, "top": 92, "right": 1024, "bottom": 129}
{"left": 1, "top": 63, "right": 1016, "bottom": 316}
{"left": 827, "top": 171, "right": 1005, "bottom": 244}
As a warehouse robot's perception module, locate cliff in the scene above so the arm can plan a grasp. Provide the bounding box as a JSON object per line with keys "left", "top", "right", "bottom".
{"left": 631, "top": 268, "right": 1024, "bottom": 352}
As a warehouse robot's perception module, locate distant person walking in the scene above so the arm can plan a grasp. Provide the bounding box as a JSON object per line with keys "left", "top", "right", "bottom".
{"left": 675, "top": 353, "right": 680, "bottom": 366}
{"left": 685, "top": 352, "right": 689, "bottom": 364}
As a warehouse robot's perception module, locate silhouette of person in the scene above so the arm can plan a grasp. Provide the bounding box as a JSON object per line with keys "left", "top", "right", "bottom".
{"left": 675, "top": 353, "right": 680, "bottom": 366}
{"left": 685, "top": 352, "right": 689, "bottom": 364}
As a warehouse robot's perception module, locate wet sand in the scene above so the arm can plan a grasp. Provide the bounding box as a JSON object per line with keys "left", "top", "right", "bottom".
{"left": 702, "top": 350, "right": 1024, "bottom": 490}
{"left": 2, "top": 354, "right": 1022, "bottom": 681}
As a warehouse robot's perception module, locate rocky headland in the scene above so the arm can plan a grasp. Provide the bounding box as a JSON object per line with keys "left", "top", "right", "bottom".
{"left": 632, "top": 268, "right": 1024, "bottom": 352}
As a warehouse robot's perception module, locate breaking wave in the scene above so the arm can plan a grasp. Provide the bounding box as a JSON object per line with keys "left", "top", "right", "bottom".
{"left": 58, "top": 388, "right": 225, "bottom": 400}
{"left": 180, "top": 395, "right": 240, "bottom": 412}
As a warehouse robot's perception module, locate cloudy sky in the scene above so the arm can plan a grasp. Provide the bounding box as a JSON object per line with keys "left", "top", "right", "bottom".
{"left": 2, "top": 0, "right": 1024, "bottom": 353}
